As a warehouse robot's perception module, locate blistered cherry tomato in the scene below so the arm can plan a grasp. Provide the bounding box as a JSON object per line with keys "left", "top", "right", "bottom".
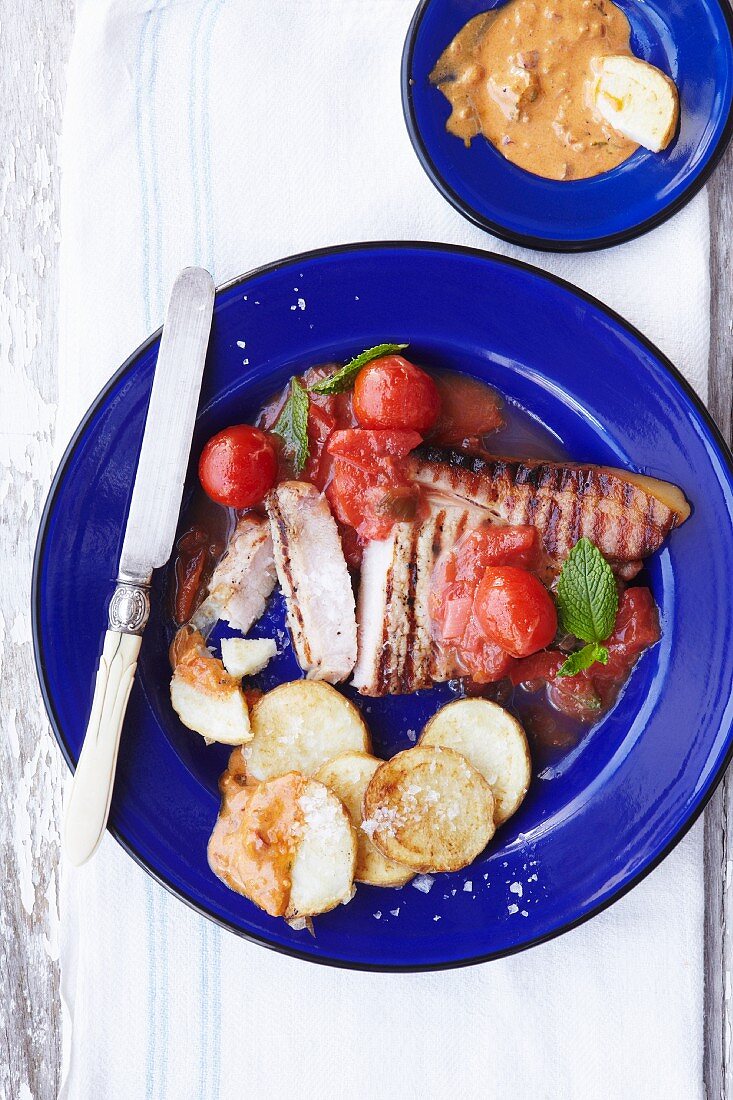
{"left": 198, "top": 425, "right": 277, "bottom": 508}
{"left": 353, "top": 356, "right": 441, "bottom": 433}
{"left": 474, "top": 566, "right": 557, "bottom": 658}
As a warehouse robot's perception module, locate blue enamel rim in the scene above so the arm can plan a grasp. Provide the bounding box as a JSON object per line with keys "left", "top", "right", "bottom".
{"left": 32, "top": 242, "right": 733, "bottom": 971}
{"left": 401, "top": 0, "right": 733, "bottom": 252}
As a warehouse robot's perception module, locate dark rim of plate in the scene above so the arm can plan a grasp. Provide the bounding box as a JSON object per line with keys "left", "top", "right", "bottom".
{"left": 32, "top": 241, "right": 733, "bottom": 971}
{"left": 401, "top": 0, "right": 733, "bottom": 253}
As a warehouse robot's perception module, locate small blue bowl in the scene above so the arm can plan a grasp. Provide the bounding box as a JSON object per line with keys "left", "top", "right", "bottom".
{"left": 33, "top": 244, "right": 733, "bottom": 969}
{"left": 402, "top": 0, "right": 733, "bottom": 250}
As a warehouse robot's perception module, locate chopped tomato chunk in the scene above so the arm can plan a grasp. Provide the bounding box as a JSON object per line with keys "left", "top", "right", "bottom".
{"left": 303, "top": 401, "right": 337, "bottom": 488}
{"left": 430, "top": 373, "right": 505, "bottom": 448}
{"left": 326, "top": 428, "right": 423, "bottom": 541}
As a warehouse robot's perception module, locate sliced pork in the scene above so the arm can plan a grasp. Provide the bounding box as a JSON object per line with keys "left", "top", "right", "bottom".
{"left": 407, "top": 445, "right": 690, "bottom": 579}
{"left": 352, "top": 503, "right": 483, "bottom": 696}
{"left": 192, "top": 513, "right": 276, "bottom": 636}
{"left": 266, "top": 481, "right": 357, "bottom": 684}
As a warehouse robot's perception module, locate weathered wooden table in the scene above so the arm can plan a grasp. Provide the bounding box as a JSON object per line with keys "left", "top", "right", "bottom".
{"left": 1, "top": 4, "right": 731, "bottom": 1098}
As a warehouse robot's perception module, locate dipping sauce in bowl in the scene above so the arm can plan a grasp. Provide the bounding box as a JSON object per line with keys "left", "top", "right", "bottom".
{"left": 429, "top": 0, "right": 638, "bottom": 180}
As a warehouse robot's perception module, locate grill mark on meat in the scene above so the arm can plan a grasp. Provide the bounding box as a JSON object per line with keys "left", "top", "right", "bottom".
{"left": 266, "top": 481, "right": 357, "bottom": 683}
{"left": 376, "top": 554, "right": 396, "bottom": 692}
{"left": 353, "top": 503, "right": 486, "bottom": 696}
{"left": 408, "top": 445, "right": 687, "bottom": 574}
{"left": 191, "top": 513, "right": 276, "bottom": 638}
{"left": 272, "top": 510, "right": 312, "bottom": 668}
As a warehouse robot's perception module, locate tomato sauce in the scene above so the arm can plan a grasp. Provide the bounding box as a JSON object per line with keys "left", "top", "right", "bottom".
{"left": 170, "top": 490, "right": 232, "bottom": 625}
{"left": 171, "top": 353, "right": 661, "bottom": 738}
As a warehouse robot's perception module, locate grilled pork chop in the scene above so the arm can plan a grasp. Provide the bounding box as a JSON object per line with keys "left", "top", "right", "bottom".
{"left": 352, "top": 503, "right": 485, "bottom": 695}
{"left": 192, "top": 513, "right": 276, "bottom": 636}
{"left": 266, "top": 481, "right": 357, "bottom": 683}
{"left": 407, "top": 445, "right": 690, "bottom": 579}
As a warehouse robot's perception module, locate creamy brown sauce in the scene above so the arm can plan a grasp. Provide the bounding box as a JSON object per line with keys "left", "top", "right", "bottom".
{"left": 208, "top": 762, "right": 305, "bottom": 917}
{"left": 430, "top": 0, "right": 638, "bottom": 181}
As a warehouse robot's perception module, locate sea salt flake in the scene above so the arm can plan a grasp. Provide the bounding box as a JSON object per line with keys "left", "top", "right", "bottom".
{"left": 374, "top": 911, "right": 382, "bottom": 920}
{"left": 463, "top": 881, "right": 472, "bottom": 892}
{"left": 297, "top": 298, "right": 306, "bottom": 310}
{"left": 406, "top": 728, "right": 417, "bottom": 743}
{"left": 236, "top": 340, "right": 246, "bottom": 348}
{"left": 412, "top": 874, "right": 435, "bottom": 894}
{"left": 433, "top": 915, "right": 441, "bottom": 921}
{"left": 390, "top": 908, "right": 400, "bottom": 917}
{"left": 508, "top": 903, "right": 519, "bottom": 915}
{"left": 510, "top": 882, "right": 523, "bottom": 897}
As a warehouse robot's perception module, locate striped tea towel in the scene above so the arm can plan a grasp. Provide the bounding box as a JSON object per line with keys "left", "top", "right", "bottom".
{"left": 57, "top": 2, "right": 709, "bottom": 1097}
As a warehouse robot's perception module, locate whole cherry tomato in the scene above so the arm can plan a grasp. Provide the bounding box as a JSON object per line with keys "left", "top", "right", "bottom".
{"left": 474, "top": 565, "right": 557, "bottom": 658}
{"left": 198, "top": 424, "right": 277, "bottom": 508}
{"left": 353, "top": 356, "right": 441, "bottom": 433}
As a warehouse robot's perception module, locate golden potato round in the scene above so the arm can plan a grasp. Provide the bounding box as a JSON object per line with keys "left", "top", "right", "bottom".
{"left": 362, "top": 746, "right": 495, "bottom": 874}
{"left": 315, "top": 752, "right": 413, "bottom": 887}
{"left": 420, "top": 698, "right": 531, "bottom": 825}
{"left": 246, "top": 680, "right": 371, "bottom": 781}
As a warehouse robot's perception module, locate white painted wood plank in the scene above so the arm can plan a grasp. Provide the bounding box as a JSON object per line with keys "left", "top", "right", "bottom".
{"left": 704, "top": 128, "right": 733, "bottom": 1100}
{"left": 0, "top": 2, "right": 75, "bottom": 1098}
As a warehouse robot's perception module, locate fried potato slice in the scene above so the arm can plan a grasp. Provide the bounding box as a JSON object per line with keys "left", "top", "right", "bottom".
{"left": 170, "top": 630, "right": 251, "bottom": 744}
{"left": 246, "top": 680, "right": 371, "bottom": 782}
{"left": 208, "top": 770, "right": 356, "bottom": 919}
{"left": 288, "top": 779, "right": 357, "bottom": 918}
{"left": 420, "top": 699, "right": 530, "bottom": 826}
{"left": 315, "top": 752, "right": 414, "bottom": 887}
{"left": 363, "top": 746, "right": 495, "bottom": 873}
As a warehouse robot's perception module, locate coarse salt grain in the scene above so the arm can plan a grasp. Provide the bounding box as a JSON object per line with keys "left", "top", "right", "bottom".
{"left": 508, "top": 903, "right": 519, "bottom": 915}
{"left": 510, "top": 882, "right": 523, "bottom": 897}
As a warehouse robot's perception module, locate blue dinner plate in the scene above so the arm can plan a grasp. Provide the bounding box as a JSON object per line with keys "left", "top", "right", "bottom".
{"left": 34, "top": 243, "right": 733, "bottom": 970}
{"left": 402, "top": 0, "right": 733, "bottom": 251}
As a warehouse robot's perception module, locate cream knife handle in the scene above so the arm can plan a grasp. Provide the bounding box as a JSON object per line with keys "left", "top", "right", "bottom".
{"left": 64, "top": 582, "right": 149, "bottom": 866}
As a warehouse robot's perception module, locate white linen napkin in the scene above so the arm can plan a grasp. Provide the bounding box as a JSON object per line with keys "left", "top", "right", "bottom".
{"left": 57, "top": 2, "right": 709, "bottom": 1097}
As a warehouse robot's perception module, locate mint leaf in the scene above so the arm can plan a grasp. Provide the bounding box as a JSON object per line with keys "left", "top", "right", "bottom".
{"left": 311, "top": 343, "right": 408, "bottom": 395}
{"left": 272, "top": 377, "right": 309, "bottom": 475}
{"left": 557, "top": 642, "right": 609, "bottom": 678}
{"left": 556, "top": 538, "right": 618, "bottom": 644}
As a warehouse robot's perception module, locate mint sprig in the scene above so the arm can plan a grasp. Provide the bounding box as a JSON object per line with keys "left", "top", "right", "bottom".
{"left": 310, "top": 343, "right": 408, "bottom": 396}
{"left": 558, "top": 642, "right": 609, "bottom": 678}
{"left": 272, "top": 377, "right": 310, "bottom": 475}
{"left": 555, "top": 538, "right": 618, "bottom": 678}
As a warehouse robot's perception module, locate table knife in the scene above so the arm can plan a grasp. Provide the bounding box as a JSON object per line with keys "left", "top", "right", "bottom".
{"left": 64, "top": 266, "right": 215, "bottom": 866}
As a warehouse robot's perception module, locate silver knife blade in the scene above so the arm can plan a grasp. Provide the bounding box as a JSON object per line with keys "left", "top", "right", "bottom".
{"left": 119, "top": 267, "right": 215, "bottom": 581}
